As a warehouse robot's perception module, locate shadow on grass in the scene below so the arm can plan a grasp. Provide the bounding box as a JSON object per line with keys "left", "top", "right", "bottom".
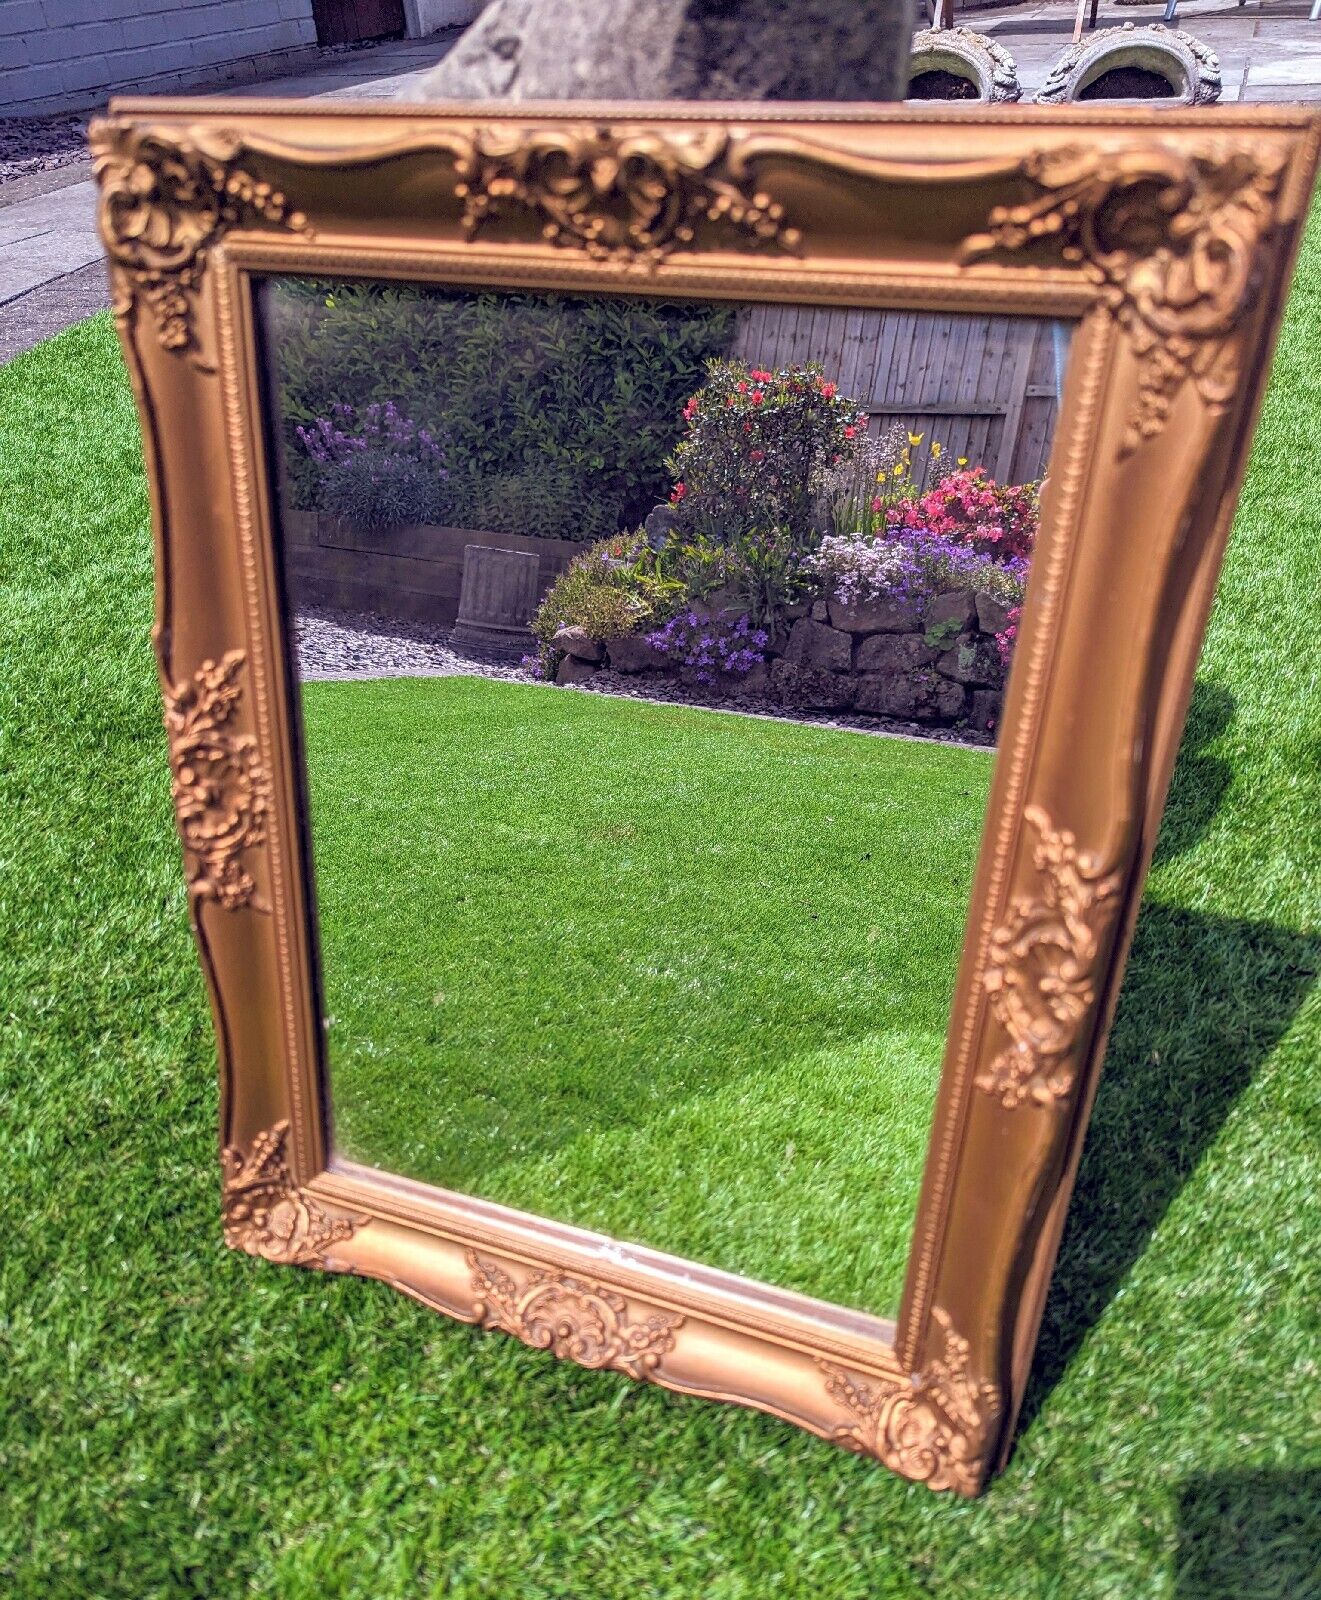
{"left": 1018, "top": 680, "right": 1317, "bottom": 1429}
{"left": 1173, "top": 1469, "right": 1321, "bottom": 1599}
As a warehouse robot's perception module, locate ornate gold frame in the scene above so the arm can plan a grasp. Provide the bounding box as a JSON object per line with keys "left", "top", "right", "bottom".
{"left": 92, "top": 99, "right": 1319, "bottom": 1496}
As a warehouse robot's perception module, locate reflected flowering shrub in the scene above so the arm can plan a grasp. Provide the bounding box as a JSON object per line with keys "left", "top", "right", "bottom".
{"left": 808, "top": 533, "right": 914, "bottom": 605}
{"left": 889, "top": 467, "right": 1038, "bottom": 562}
{"left": 809, "top": 528, "right": 1029, "bottom": 612}
{"left": 647, "top": 611, "right": 769, "bottom": 684}
{"left": 294, "top": 402, "right": 449, "bottom": 529}
{"left": 295, "top": 401, "right": 444, "bottom": 468}
{"left": 666, "top": 360, "right": 868, "bottom": 548}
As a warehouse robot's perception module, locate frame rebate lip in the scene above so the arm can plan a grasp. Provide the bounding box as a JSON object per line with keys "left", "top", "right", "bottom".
{"left": 93, "top": 98, "right": 1319, "bottom": 1496}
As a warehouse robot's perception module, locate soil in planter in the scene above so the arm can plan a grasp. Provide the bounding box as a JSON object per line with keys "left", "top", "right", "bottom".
{"left": 1078, "top": 65, "right": 1177, "bottom": 99}
{"left": 907, "top": 68, "right": 980, "bottom": 100}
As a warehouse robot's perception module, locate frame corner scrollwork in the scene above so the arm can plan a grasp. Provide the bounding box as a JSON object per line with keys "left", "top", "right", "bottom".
{"left": 958, "top": 141, "right": 1289, "bottom": 452}
{"left": 222, "top": 1120, "right": 363, "bottom": 1268}
{"left": 90, "top": 119, "right": 310, "bottom": 359}
{"left": 819, "top": 1309, "right": 1000, "bottom": 1497}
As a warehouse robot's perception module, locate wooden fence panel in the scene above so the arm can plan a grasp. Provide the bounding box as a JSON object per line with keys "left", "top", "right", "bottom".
{"left": 733, "top": 306, "right": 1071, "bottom": 489}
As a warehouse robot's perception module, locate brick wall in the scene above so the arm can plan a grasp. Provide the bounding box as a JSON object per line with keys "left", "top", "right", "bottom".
{"left": 1, "top": 0, "right": 321, "bottom": 116}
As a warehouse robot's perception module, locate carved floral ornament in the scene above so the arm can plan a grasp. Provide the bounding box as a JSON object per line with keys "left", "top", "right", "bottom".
{"left": 976, "top": 805, "right": 1123, "bottom": 1109}
{"left": 222, "top": 1121, "right": 361, "bottom": 1268}
{"left": 959, "top": 142, "right": 1286, "bottom": 452}
{"left": 163, "top": 651, "right": 270, "bottom": 913}
{"left": 467, "top": 1251, "right": 683, "bottom": 1379}
{"left": 91, "top": 122, "right": 308, "bottom": 357}
{"left": 819, "top": 1309, "right": 998, "bottom": 1495}
{"left": 452, "top": 124, "right": 801, "bottom": 265}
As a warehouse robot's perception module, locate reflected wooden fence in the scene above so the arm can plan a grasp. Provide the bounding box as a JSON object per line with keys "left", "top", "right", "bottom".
{"left": 734, "top": 307, "right": 1069, "bottom": 488}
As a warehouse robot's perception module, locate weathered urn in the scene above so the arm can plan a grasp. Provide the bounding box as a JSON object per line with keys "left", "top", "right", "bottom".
{"left": 1034, "top": 23, "right": 1221, "bottom": 105}
{"left": 906, "top": 28, "right": 1021, "bottom": 103}
{"left": 453, "top": 545, "right": 541, "bottom": 660}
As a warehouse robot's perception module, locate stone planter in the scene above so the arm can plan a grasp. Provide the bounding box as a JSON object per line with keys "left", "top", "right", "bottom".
{"left": 453, "top": 546, "right": 541, "bottom": 660}
{"left": 907, "top": 28, "right": 1020, "bottom": 103}
{"left": 1034, "top": 24, "right": 1221, "bottom": 105}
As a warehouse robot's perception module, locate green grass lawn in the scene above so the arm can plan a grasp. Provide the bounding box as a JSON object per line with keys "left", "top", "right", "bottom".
{"left": 304, "top": 674, "right": 989, "bottom": 1316}
{"left": 2, "top": 198, "right": 1318, "bottom": 1596}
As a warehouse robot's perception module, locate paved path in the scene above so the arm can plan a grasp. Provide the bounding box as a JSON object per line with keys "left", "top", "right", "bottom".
{"left": 973, "top": 0, "right": 1321, "bottom": 101}
{"left": 2, "top": 2, "right": 1318, "bottom": 365}
{"left": 0, "top": 36, "right": 459, "bottom": 364}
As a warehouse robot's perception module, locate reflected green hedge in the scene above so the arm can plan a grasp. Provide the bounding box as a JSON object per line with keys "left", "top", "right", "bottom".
{"left": 266, "top": 280, "right": 736, "bottom": 541}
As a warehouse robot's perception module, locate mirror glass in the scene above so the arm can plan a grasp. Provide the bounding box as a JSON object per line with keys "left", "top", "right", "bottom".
{"left": 258, "top": 277, "right": 1073, "bottom": 1319}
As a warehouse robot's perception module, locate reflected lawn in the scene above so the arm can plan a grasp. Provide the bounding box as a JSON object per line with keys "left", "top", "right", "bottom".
{"left": 304, "top": 676, "right": 991, "bottom": 1318}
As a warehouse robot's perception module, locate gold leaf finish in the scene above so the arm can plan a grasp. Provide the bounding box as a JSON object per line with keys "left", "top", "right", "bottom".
{"left": 976, "top": 804, "right": 1123, "bottom": 1109}
{"left": 959, "top": 144, "right": 1286, "bottom": 451}
{"left": 453, "top": 125, "right": 800, "bottom": 265}
{"left": 819, "top": 1309, "right": 998, "bottom": 1495}
{"left": 163, "top": 651, "right": 270, "bottom": 912}
{"left": 222, "top": 1121, "right": 360, "bottom": 1267}
{"left": 468, "top": 1250, "right": 683, "bottom": 1378}
{"left": 91, "top": 122, "right": 308, "bottom": 355}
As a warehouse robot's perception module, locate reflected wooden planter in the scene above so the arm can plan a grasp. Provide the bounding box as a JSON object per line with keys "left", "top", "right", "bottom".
{"left": 282, "top": 510, "right": 576, "bottom": 625}
{"left": 453, "top": 545, "right": 542, "bottom": 660}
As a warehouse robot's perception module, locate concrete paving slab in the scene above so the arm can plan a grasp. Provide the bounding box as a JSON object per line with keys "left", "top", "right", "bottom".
{"left": 0, "top": 260, "right": 110, "bottom": 363}
{"left": 0, "top": 179, "right": 100, "bottom": 307}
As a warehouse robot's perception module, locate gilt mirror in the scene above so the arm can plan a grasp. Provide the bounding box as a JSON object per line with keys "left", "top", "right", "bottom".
{"left": 93, "top": 99, "right": 1318, "bottom": 1495}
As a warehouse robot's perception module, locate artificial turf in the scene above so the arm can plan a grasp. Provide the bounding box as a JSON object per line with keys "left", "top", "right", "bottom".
{"left": 303, "top": 674, "right": 990, "bottom": 1316}
{"left": 1, "top": 203, "right": 1318, "bottom": 1595}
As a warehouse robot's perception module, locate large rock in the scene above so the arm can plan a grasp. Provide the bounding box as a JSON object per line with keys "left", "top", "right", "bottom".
{"left": 827, "top": 594, "right": 923, "bottom": 635}
{"left": 936, "top": 636, "right": 1004, "bottom": 687}
{"left": 855, "top": 670, "right": 966, "bottom": 722}
{"left": 411, "top": 0, "right": 918, "bottom": 103}
{"left": 552, "top": 624, "right": 604, "bottom": 662}
{"left": 975, "top": 591, "right": 1016, "bottom": 636}
{"left": 643, "top": 504, "right": 681, "bottom": 547}
{"left": 606, "top": 633, "right": 667, "bottom": 673}
{"left": 969, "top": 688, "right": 1004, "bottom": 732}
{"left": 730, "top": 660, "right": 771, "bottom": 698}
{"left": 556, "top": 653, "right": 600, "bottom": 685}
{"left": 855, "top": 631, "right": 938, "bottom": 675}
{"left": 784, "top": 617, "right": 852, "bottom": 673}
{"left": 925, "top": 589, "right": 978, "bottom": 636}
{"left": 770, "top": 660, "right": 855, "bottom": 711}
